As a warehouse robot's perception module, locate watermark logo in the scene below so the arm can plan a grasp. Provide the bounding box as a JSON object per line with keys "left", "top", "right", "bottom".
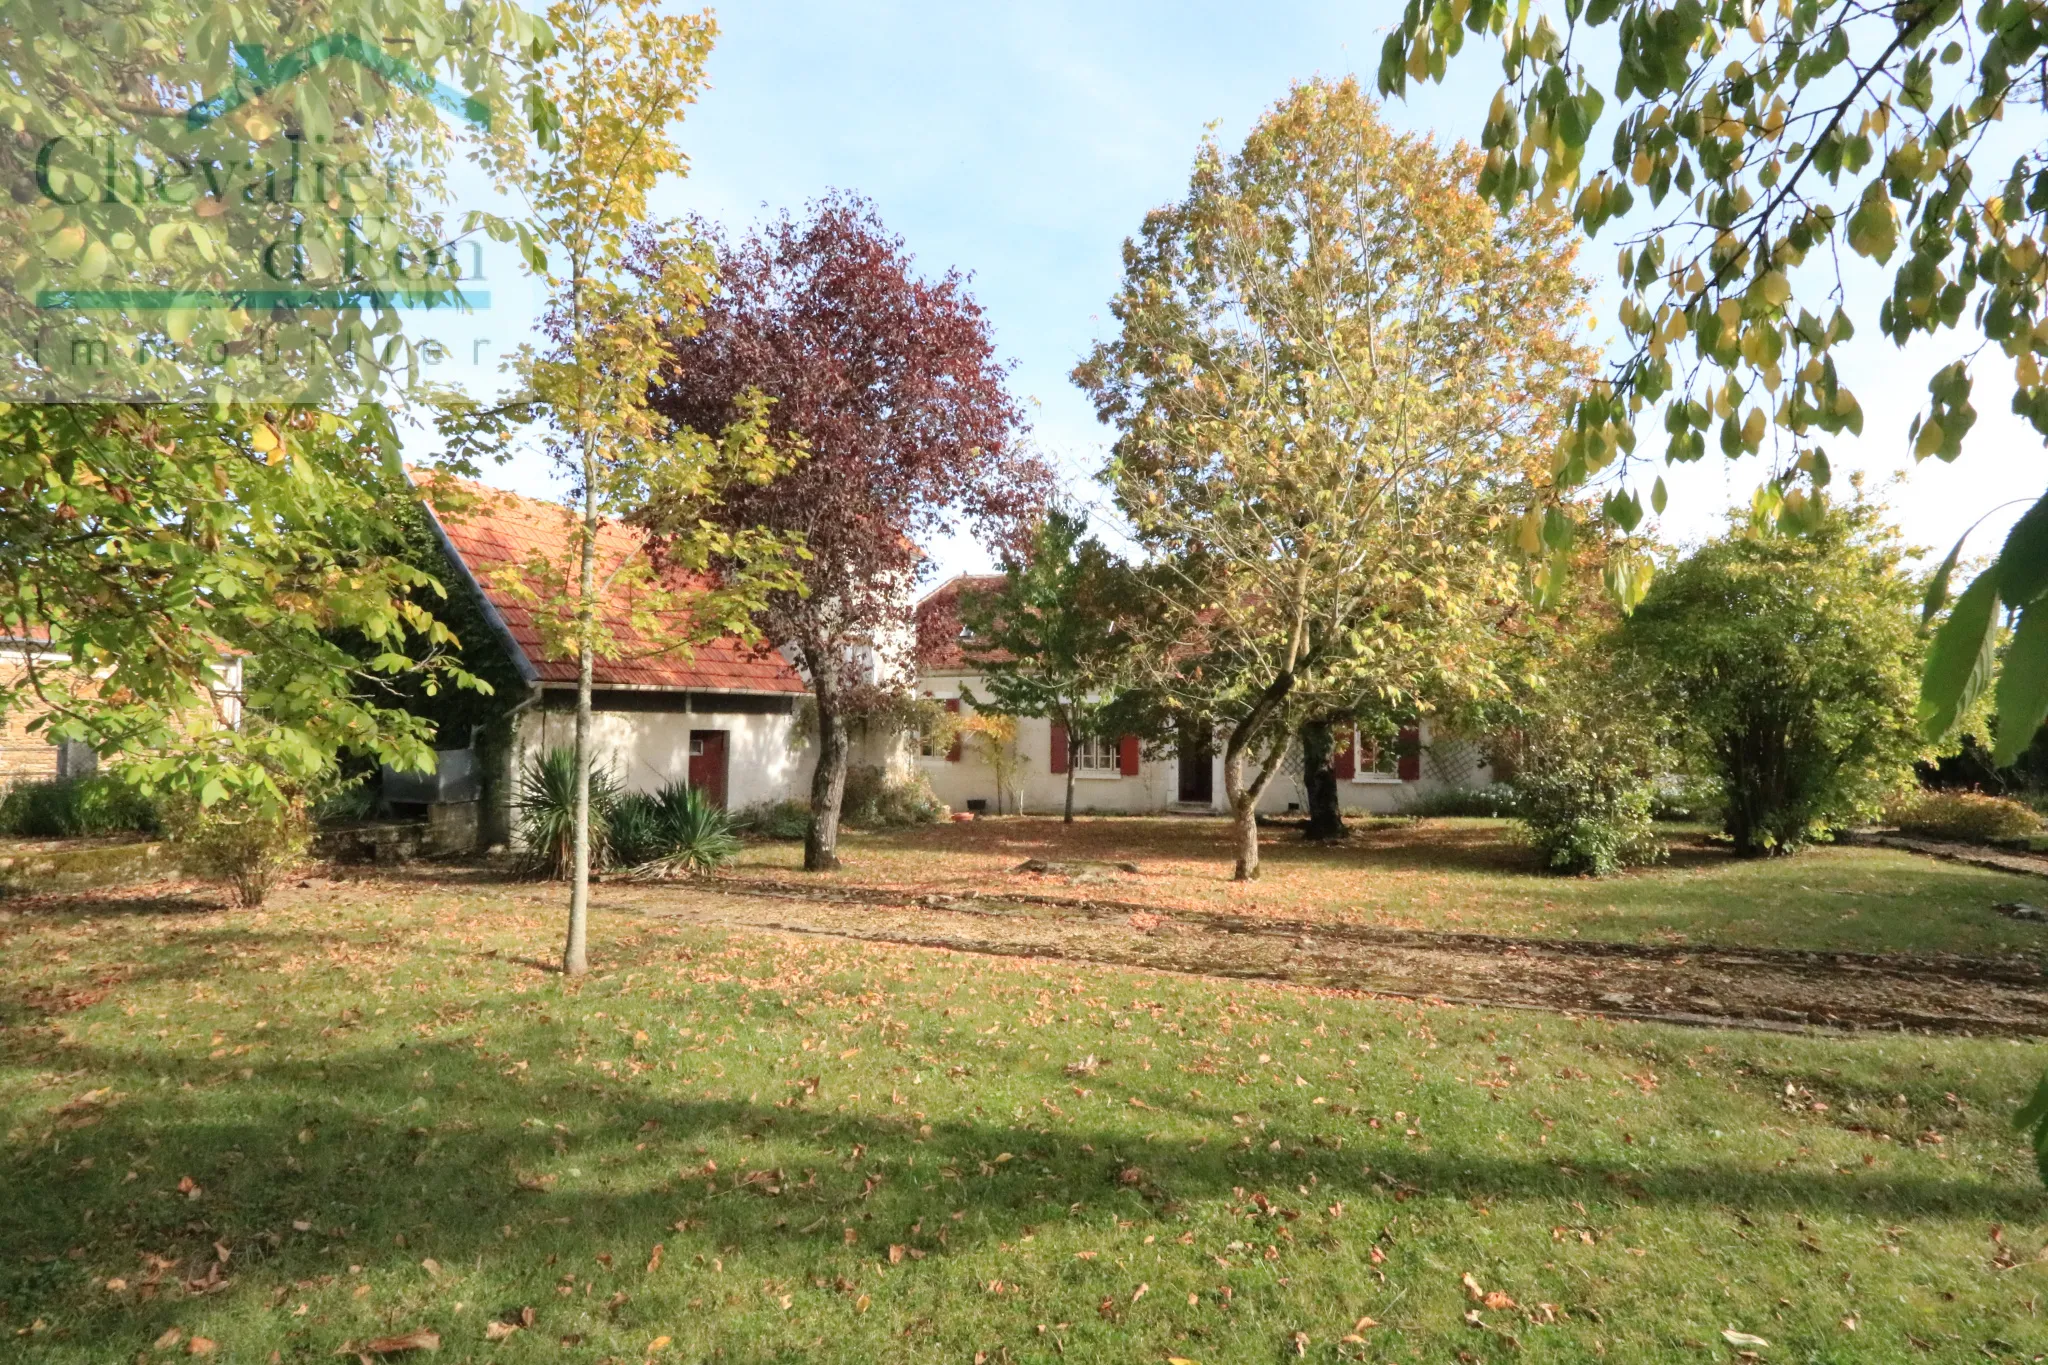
{"left": 3, "top": 13, "right": 511, "bottom": 405}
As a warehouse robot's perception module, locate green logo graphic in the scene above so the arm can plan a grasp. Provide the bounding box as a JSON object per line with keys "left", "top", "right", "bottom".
{"left": 5, "top": 15, "right": 506, "bottom": 405}
{"left": 185, "top": 35, "right": 491, "bottom": 132}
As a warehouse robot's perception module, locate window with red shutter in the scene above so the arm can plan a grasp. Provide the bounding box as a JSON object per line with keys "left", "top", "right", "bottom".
{"left": 1333, "top": 726, "right": 1354, "bottom": 780}
{"left": 945, "top": 698, "right": 962, "bottom": 762}
{"left": 1049, "top": 722, "right": 1068, "bottom": 774}
{"left": 1396, "top": 725, "right": 1421, "bottom": 781}
{"left": 1118, "top": 735, "right": 1140, "bottom": 776}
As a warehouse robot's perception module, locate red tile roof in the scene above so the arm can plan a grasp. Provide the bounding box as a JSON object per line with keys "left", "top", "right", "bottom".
{"left": 418, "top": 474, "right": 806, "bottom": 695}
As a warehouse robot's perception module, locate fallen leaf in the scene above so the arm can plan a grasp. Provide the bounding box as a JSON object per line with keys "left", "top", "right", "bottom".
{"left": 419, "top": 1259, "right": 441, "bottom": 1279}
{"left": 104, "top": 1278, "right": 127, "bottom": 1292}
{"left": 186, "top": 1338, "right": 216, "bottom": 1357}
{"left": 646, "top": 1243, "right": 664, "bottom": 1273}
{"left": 888, "top": 1244, "right": 905, "bottom": 1265}
{"left": 482, "top": 1322, "right": 518, "bottom": 1342}
{"left": 855, "top": 1294, "right": 870, "bottom": 1313}
{"left": 363, "top": 1328, "right": 440, "bottom": 1354}
{"left": 1131, "top": 1282, "right": 1148, "bottom": 1303}
{"left": 647, "top": 1335, "right": 671, "bottom": 1353}
{"left": 1722, "top": 1329, "right": 1770, "bottom": 1348}
{"left": 1291, "top": 1330, "right": 1310, "bottom": 1356}
{"left": 155, "top": 1328, "right": 185, "bottom": 1350}
{"left": 1483, "top": 1291, "right": 1516, "bottom": 1310}
{"left": 1461, "top": 1272, "right": 1485, "bottom": 1302}
{"left": 558, "top": 1334, "right": 584, "bottom": 1347}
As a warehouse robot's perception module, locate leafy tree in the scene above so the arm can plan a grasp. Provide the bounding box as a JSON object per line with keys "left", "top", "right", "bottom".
{"left": 0, "top": 2, "right": 545, "bottom": 815}
{"left": 1622, "top": 492, "right": 1931, "bottom": 855}
{"left": 1506, "top": 641, "right": 1670, "bottom": 876}
{"left": 648, "top": 195, "right": 1047, "bottom": 871}
{"left": 1075, "top": 78, "right": 1598, "bottom": 879}
{"left": 1377, "top": 0, "right": 2048, "bottom": 755}
{"left": 484, "top": 0, "right": 802, "bottom": 974}
{"left": 956, "top": 509, "right": 1138, "bottom": 824}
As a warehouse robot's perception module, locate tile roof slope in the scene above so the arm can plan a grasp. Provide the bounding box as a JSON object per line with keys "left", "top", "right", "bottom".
{"left": 915, "top": 573, "right": 1009, "bottom": 672}
{"left": 418, "top": 474, "right": 805, "bottom": 694}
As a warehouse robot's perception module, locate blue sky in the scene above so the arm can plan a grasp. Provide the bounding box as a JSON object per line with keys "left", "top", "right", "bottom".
{"left": 440, "top": 0, "right": 2045, "bottom": 575}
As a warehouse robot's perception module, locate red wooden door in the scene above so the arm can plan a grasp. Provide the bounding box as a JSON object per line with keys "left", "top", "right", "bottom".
{"left": 688, "top": 730, "right": 729, "bottom": 809}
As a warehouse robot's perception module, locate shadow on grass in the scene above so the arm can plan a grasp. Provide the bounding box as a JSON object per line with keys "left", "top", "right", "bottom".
{"left": 4, "top": 1004, "right": 2038, "bottom": 1355}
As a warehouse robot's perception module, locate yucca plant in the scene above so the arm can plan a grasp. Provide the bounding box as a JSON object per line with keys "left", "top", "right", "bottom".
{"left": 624, "top": 780, "right": 740, "bottom": 877}
{"left": 516, "top": 748, "right": 622, "bottom": 879}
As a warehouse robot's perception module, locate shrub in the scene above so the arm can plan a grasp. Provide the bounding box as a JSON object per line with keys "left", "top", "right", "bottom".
{"left": 1890, "top": 791, "right": 2041, "bottom": 844}
{"left": 1507, "top": 653, "right": 1667, "bottom": 877}
{"left": 515, "top": 747, "right": 622, "bottom": 878}
{"left": 310, "top": 776, "right": 378, "bottom": 826}
{"left": 0, "top": 775, "right": 158, "bottom": 839}
{"left": 1397, "top": 783, "right": 1520, "bottom": 818}
{"left": 164, "top": 796, "right": 310, "bottom": 908}
{"left": 842, "top": 765, "right": 946, "bottom": 828}
{"left": 619, "top": 783, "right": 741, "bottom": 876}
{"left": 733, "top": 799, "right": 811, "bottom": 840}
{"left": 1622, "top": 496, "right": 1927, "bottom": 856}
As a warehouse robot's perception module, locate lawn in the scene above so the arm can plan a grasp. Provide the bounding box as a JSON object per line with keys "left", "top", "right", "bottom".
{"left": 730, "top": 816, "right": 2048, "bottom": 959}
{"left": 4, "top": 872, "right": 2047, "bottom": 1364}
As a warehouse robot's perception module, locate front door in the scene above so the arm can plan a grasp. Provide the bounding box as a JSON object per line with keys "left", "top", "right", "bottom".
{"left": 1177, "top": 725, "right": 1213, "bottom": 803}
{"left": 688, "top": 730, "right": 729, "bottom": 810}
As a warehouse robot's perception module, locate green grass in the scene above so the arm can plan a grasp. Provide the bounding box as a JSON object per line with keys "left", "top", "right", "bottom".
{"left": 730, "top": 816, "right": 2048, "bottom": 958}
{"left": 4, "top": 876, "right": 2047, "bottom": 1364}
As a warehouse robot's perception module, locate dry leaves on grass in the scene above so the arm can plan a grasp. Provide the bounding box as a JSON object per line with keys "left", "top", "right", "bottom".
{"left": 1722, "top": 1329, "right": 1770, "bottom": 1348}
{"left": 362, "top": 1328, "right": 439, "bottom": 1354}
{"left": 1461, "top": 1271, "right": 1516, "bottom": 1310}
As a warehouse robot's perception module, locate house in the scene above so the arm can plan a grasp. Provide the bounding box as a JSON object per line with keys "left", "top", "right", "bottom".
{"left": 0, "top": 636, "right": 240, "bottom": 786}
{"left": 417, "top": 476, "right": 821, "bottom": 842}
{"left": 910, "top": 574, "right": 1493, "bottom": 816}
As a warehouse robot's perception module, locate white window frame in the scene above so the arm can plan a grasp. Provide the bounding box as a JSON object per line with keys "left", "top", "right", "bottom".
{"left": 1350, "top": 731, "right": 1403, "bottom": 784}
{"left": 1071, "top": 733, "right": 1122, "bottom": 779}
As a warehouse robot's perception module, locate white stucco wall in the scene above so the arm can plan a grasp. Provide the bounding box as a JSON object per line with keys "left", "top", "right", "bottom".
{"left": 917, "top": 673, "right": 1492, "bottom": 817}
{"left": 516, "top": 701, "right": 813, "bottom": 811}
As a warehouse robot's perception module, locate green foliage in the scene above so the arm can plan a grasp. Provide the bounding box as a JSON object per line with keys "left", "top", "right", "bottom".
{"left": 309, "top": 777, "right": 379, "bottom": 827}
{"left": 959, "top": 508, "right": 1137, "bottom": 819}
{"left": 1396, "top": 783, "right": 1521, "bottom": 819}
{"left": 1889, "top": 790, "right": 2042, "bottom": 845}
{"left": 1378, "top": 0, "right": 2048, "bottom": 536}
{"left": 613, "top": 781, "right": 740, "bottom": 874}
{"left": 163, "top": 794, "right": 311, "bottom": 908}
{"left": 516, "top": 747, "right": 621, "bottom": 878}
{"left": 841, "top": 766, "right": 945, "bottom": 830}
{"left": 1508, "top": 664, "right": 1667, "bottom": 877}
{"left": 732, "top": 799, "right": 812, "bottom": 841}
{"left": 0, "top": 776, "right": 158, "bottom": 839}
{"left": 1623, "top": 496, "right": 1929, "bottom": 857}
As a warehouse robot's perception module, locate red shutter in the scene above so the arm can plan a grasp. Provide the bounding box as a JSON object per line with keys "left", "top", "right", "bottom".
{"left": 1333, "top": 727, "right": 1354, "bottom": 779}
{"left": 1118, "top": 735, "right": 1140, "bottom": 776}
{"left": 945, "top": 698, "right": 962, "bottom": 762}
{"left": 1049, "top": 722, "right": 1068, "bottom": 774}
{"left": 1396, "top": 726, "right": 1421, "bottom": 781}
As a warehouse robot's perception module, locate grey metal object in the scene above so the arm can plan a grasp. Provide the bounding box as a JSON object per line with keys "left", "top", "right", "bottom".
{"left": 382, "top": 748, "right": 481, "bottom": 805}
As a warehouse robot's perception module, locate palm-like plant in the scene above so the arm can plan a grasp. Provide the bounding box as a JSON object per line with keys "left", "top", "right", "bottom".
{"left": 623, "top": 780, "right": 740, "bottom": 877}
{"left": 517, "top": 748, "right": 622, "bottom": 879}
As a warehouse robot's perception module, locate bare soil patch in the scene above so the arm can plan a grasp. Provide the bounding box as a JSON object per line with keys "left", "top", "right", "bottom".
{"left": 625, "top": 876, "right": 2048, "bottom": 1036}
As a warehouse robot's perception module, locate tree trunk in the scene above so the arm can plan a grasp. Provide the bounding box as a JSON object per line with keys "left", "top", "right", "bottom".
{"left": 1221, "top": 680, "right": 1297, "bottom": 881}
{"left": 1063, "top": 726, "right": 1076, "bottom": 824}
{"left": 565, "top": 473, "right": 599, "bottom": 977}
{"left": 1300, "top": 717, "right": 1346, "bottom": 841}
{"left": 805, "top": 685, "right": 850, "bottom": 871}
{"left": 1232, "top": 792, "right": 1261, "bottom": 879}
